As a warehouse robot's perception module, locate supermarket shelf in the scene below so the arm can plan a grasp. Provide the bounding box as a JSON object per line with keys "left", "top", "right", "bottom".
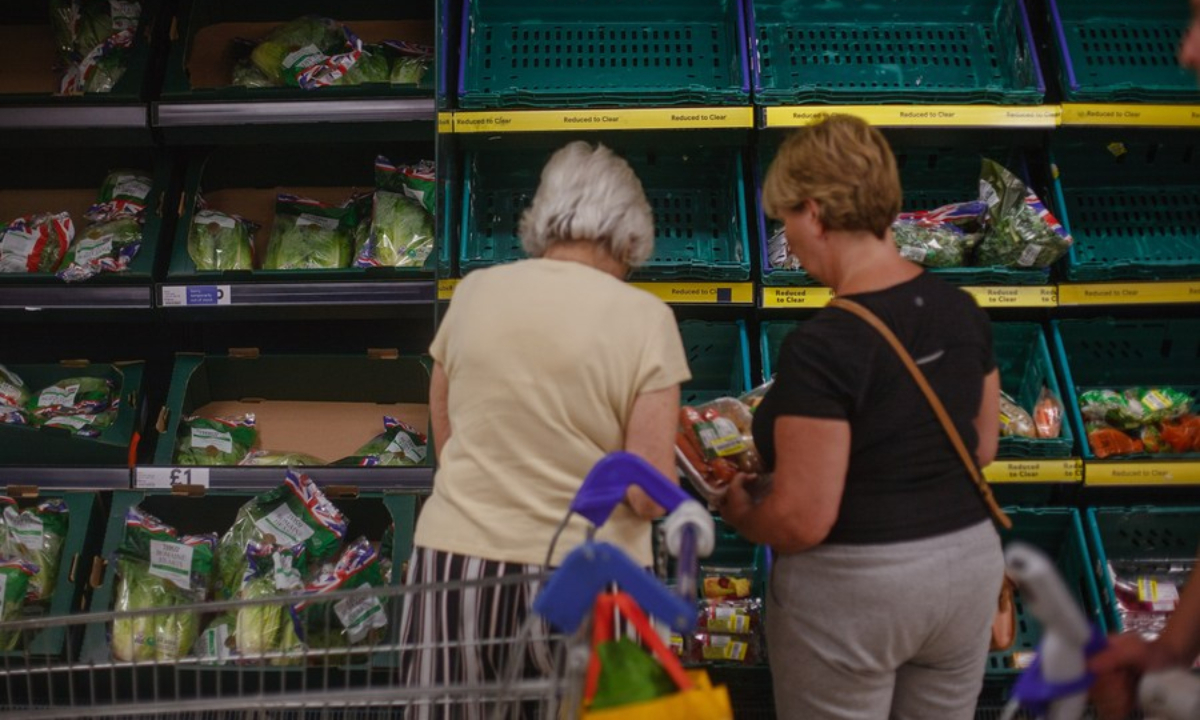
{"left": 1084, "top": 461, "right": 1200, "bottom": 487}
{"left": 1061, "top": 103, "right": 1200, "bottom": 127}
{"left": 762, "top": 105, "right": 1060, "bottom": 129}
{"left": 441, "top": 278, "right": 754, "bottom": 306}
{"left": 452, "top": 107, "right": 754, "bottom": 133}
{"left": 134, "top": 465, "right": 434, "bottom": 491}
{"left": 153, "top": 98, "right": 437, "bottom": 127}
{"left": 1057, "top": 280, "right": 1200, "bottom": 306}
{"left": 984, "top": 459, "right": 1083, "bottom": 484}
{"left": 0, "top": 285, "right": 155, "bottom": 310}
{"left": 0, "top": 105, "right": 148, "bottom": 131}
{"left": 761, "top": 285, "right": 1058, "bottom": 309}
{"left": 0, "top": 466, "right": 131, "bottom": 490}
{"left": 159, "top": 281, "right": 437, "bottom": 308}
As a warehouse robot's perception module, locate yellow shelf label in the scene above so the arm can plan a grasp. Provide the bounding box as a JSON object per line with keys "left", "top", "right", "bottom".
{"left": 437, "top": 112, "right": 454, "bottom": 133}
{"left": 764, "top": 105, "right": 1060, "bottom": 129}
{"left": 760, "top": 286, "right": 835, "bottom": 308}
{"left": 1057, "top": 281, "right": 1200, "bottom": 306}
{"left": 984, "top": 459, "right": 1083, "bottom": 484}
{"left": 437, "top": 278, "right": 459, "bottom": 300}
{"left": 453, "top": 107, "right": 754, "bottom": 133}
{"left": 1085, "top": 461, "right": 1200, "bottom": 486}
{"left": 964, "top": 286, "right": 1058, "bottom": 308}
{"left": 1061, "top": 104, "right": 1200, "bottom": 127}
{"left": 630, "top": 282, "right": 754, "bottom": 305}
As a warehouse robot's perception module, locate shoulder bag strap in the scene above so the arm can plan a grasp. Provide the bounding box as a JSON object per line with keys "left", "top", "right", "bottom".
{"left": 829, "top": 297, "right": 1012, "bottom": 530}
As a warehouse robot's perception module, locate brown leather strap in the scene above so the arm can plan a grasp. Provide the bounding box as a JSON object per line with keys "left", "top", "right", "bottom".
{"left": 829, "top": 298, "right": 1012, "bottom": 530}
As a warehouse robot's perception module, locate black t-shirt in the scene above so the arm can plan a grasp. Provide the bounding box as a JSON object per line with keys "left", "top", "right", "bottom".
{"left": 753, "top": 272, "right": 996, "bottom": 544}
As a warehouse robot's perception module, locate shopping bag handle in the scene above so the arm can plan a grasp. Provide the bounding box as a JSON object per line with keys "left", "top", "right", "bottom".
{"left": 570, "top": 452, "right": 692, "bottom": 527}
{"left": 584, "top": 591, "right": 694, "bottom": 707}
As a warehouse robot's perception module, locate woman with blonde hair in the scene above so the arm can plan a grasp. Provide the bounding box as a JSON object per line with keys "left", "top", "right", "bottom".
{"left": 399, "top": 141, "right": 691, "bottom": 718}
{"left": 720, "top": 115, "right": 1004, "bottom": 719}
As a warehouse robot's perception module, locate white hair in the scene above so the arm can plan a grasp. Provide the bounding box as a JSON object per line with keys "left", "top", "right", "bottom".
{"left": 518, "top": 142, "right": 655, "bottom": 267}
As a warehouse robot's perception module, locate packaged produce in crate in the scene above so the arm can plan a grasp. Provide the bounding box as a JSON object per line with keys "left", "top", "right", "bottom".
{"left": 676, "top": 380, "right": 771, "bottom": 501}
{"left": 1079, "top": 387, "right": 1198, "bottom": 458}
{"left": 1104, "top": 558, "right": 1195, "bottom": 664}
{"left": 1000, "top": 387, "right": 1064, "bottom": 441}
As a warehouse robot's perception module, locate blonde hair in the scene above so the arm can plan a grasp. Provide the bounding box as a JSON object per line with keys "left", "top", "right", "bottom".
{"left": 761, "top": 115, "right": 901, "bottom": 238}
{"left": 519, "top": 142, "right": 655, "bottom": 267}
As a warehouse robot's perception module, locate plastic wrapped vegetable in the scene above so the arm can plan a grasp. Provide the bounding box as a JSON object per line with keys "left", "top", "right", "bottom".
{"left": 976, "top": 159, "right": 1073, "bottom": 268}
{"left": 41, "top": 408, "right": 117, "bottom": 437}
{"left": 676, "top": 381, "right": 772, "bottom": 499}
{"left": 111, "top": 508, "right": 216, "bottom": 662}
{"left": 1086, "top": 423, "right": 1144, "bottom": 459}
{"left": 215, "top": 471, "right": 348, "bottom": 600}
{"left": 891, "top": 201, "right": 986, "bottom": 268}
{"left": 250, "top": 16, "right": 357, "bottom": 88}
{"left": 25, "top": 376, "right": 114, "bottom": 425}
{"left": 0, "top": 365, "right": 30, "bottom": 410}
{"left": 767, "top": 227, "right": 801, "bottom": 271}
{"left": 188, "top": 209, "right": 255, "bottom": 271}
{"left": 296, "top": 537, "right": 388, "bottom": 645}
{"left": 384, "top": 41, "right": 433, "bottom": 85}
{"left": 174, "top": 414, "right": 259, "bottom": 466}
{"left": 264, "top": 195, "right": 354, "bottom": 270}
{"left": 999, "top": 391, "right": 1037, "bottom": 439}
{"left": 240, "top": 450, "right": 328, "bottom": 467}
{"left": 2, "top": 499, "right": 69, "bottom": 602}
{"left": 58, "top": 216, "right": 143, "bottom": 282}
{"left": 336, "top": 417, "right": 429, "bottom": 466}
{"left": 1034, "top": 387, "right": 1064, "bottom": 440}
{"left": 232, "top": 58, "right": 280, "bottom": 88}
{"left": 377, "top": 155, "right": 437, "bottom": 214}
{"left": 352, "top": 192, "right": 434, "bottom": 269}
{"left": 195, "top": 612, "right": 239, "bottom": 665}
{"left": 336, "top": 45, "right": 390, "bottom": 86}
{"left": 1080, "top": 387, "right": 1192, "bottom": 430}
{"left": 235, "top": 541, "right": 307, "bottom": 665}
{"left": 0, "top": 560, "right": 37, "bottom": 651}
{"left": 86, "top": 169, "right": 154, "bottom": 223}
{"left": 0, "top": 213, "right": 75, "bottom": 273}
{"left": 1130, "top": 387, "right": 1192, "bottom": 425}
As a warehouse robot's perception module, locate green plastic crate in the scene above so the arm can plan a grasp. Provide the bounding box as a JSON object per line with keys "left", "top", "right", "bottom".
{"left": 0, "top": 491, "right": 104, "bottom": 660}
{"left": 1052, "top": 318, "right": 1200, "bottom": 460}
{"left": 1048, "top": 0, "right": 1200, "bottom": 102}
{"left": 0, "top": 361, "right": 144, "bottom": 466}
{"left": 80, "top": 488, "right": 419, "bottom": 672}
{"left": 988, "top": 507, "right": 1105, "bottom": 677}
{"left": 461, "top": 145, "right": 750, "bottom": 281}
{"left": 161, "top": 0, "right": 433, "bottom": 100}
{"left": 751, "top": 0, "right": 1044, "bottom": 105}
{"left": 167, "top": 142, "right": 436, "bottom": 282}
{"left": 1085, "top": 506, "right": 1200, "bottom": 634}
{"left": 1052, "top": 138, "right": 1200, "bottom": 282}
{"left": 680, "top": 319, "right": 752, "bottom": 406}
{"left": 458, "top": 0, "right": 750, "bottom": 109}
{"left": 756, "top": 143, "right": 1049, "bottom": 287}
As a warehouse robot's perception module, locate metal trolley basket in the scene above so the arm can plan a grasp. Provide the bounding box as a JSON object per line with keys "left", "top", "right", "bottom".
{"left": 0, "top": 454, "right": 714, "bottom": 720}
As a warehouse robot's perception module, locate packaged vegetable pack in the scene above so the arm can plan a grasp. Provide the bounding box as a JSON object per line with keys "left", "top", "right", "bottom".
{"left": 111, "top": 507, "right": 216, "bottom": 662}
{"left": 25, "top": 376, "right": 115, "bottom": 425}
{"left": 188, "top": 208, "right": 256, "bottom": 271}
{"left": 766, "top": 227, "right": 801, "bottom": 271}
{"left": 999, "top": 391, "right": 1037, "bottom": 439}
{"left": 234, "top": 540, "right": 308, "bottom": 665}
{"left": 296, "top": 537, "right": 389, "bottom": 647}
{"left": 58, "top": 216, "right": 143, "bottom": 282}
{"left": 977, "top": 158, "right": 1073, "bottom": 269}
{"left": 0, "top": 365, "right": 30, "bottom": 411}
{"left": 215, "top": 471, "right": 348, "bottom": 601}
{"left": 384, "top": 41, "right": 433, "bottom": 86}
{"left": 264, "top": 195, "right": 355, "bottom": 270}
{"left": 0, "top": 559, "right": 38, "bottom": 650}
{"left": 1, "top": 498, "right": 69, "bottom": 602}
{"left": 1080, "top": 386, "right": 1198, "bottom": 458}
{"left": 376, "top": 155, "right": 436, "bottom": 214}
{"left": 0, "top": 213, "right": 75, "bottom": 274}
{"left": 240, "top": 450, "right": 328, "bottom": 467}
{"left": 336, "top": 417, "right": 428, "bottom": 467}
{"left": 174, "top": 414, "right": 259, "bottom": 466}
{"left": 86, "top": 169, "right": 154, "bottom": 223}
{"left": 249, "top": 16, "right": 364, "bottom": 90}
{"left": 55, "top": 0, "right": 141, "bottom": 95}
{"left": 892, "top": 201, "right": 986, "bottom": 268}
{"left": 675, "top": 381, "right": 772, "bottom": 499}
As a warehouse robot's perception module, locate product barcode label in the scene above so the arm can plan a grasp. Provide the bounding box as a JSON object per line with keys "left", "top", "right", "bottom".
{"left": 334, "top": 584, "right": 387, "bottom": 643}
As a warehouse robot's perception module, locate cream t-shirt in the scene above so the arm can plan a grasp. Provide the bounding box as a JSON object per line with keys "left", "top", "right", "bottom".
{"left": 416, "top": 258, "right": 692, "bottom": 567}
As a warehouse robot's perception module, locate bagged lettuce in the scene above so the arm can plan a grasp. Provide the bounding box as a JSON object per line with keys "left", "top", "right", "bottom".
{"left": 296, "top": 537, "right": 388, "bottom": 645}
{"left": 353, "top": 191, "right": 433, "bottom": 269}
{"left": 86, "top": 169, "right": 154, "bottom": 223}
{"left": 57, "top": 1, "right": 140, "bottom": 96}
{"left": 335, "top": 45, "right": 390, "bottom": 86}
{"left": 0, "top": 213, "right": 75, "bottom": 273}
{"left": 384, "top": 41, "right": 433, "bottom": 86}
{"left": 376, "top": 155, "right": 436, "bottom": 214}
{"left": 1080, "top": 388, "right": 1192, "bottom": 430}
{"left": 264, "top": 195, "right": 354, "bottom": 270}
{"left": 175, "top": 414, "right": 258, "bottom": 466}
{"left": 232, "top": 57, "right": 279, "bottom": 88}
{"left": 250, "top": 16, "right": 363, "bottom": 89}
{"left": 58, "top": 216, "right": 143, "bottom": 282}
{"left": 26, "top": 376, "right": 115, "bottom": 425}
{"left": 240, "top": 450, "right": 328, "bottom": 467}
{"left": 235, "top": 541, "right": 307, "bottom": 664}
{"left": 1, "top": 499, "right": 69, "bottom": 602}
{"left": 0, "top": 560, "right": 37, "bottom": 650}
{"left": 41, "top": 408, "right": 117, "bottom": 437}
{"left": 188, "top": 209, "right": 256, "bottom": 271}
{"left": 977, "top": 159, "right": 1072, "bottom": 269}
{"left": 336, "top": 417, "right": 428, "bottom": 466}
{"left": 111, "top": 508, "right": 216, "bottom": 662}
{"left": 892, "top": 201, "right": 985, "bottom": 268}
{"left": 215, "top": 471, "right": 348, "bottom": 600}
{"left": 0, "top": 365, "right": 30, "bottom": 410}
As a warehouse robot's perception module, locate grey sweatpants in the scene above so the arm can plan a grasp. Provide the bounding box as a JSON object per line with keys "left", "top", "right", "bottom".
{"left": 767, "top": 520, "right": 1004, "bottom": 720}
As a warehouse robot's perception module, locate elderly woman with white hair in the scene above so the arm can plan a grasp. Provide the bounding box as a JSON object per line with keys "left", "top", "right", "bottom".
{"left": 399, "top": 141, "right": 691, "bottom": 717}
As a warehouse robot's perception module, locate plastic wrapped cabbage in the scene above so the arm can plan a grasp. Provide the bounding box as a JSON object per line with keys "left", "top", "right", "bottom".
{"left": 86, "top": 169, "right": 154, "bottom": 223}
{"left": 0, "top": 560, "right": 37, "bottom": 650}
{"left": 336, "top": 417, "right": 428, "bottom": 466}
{"left": 26, "top": 376, "right": 114, "bottom": 425}
{"left": 353, "top": 191, "right": 433, "bottom": 268}
{"left": 188, "top": 209, "right": 256, "bottom": 271}
{"left": 297, "top": 537, "right": 389, "bottom": 646}
{"left": 56, "top": 1, "right": 140, "bottom": 96}
{"left": 336, "top": 45, "right": 389, "bottom": 86}
{"left": 976, "top": 159, "right": 1073, "bottom": 269}
{"left": 384, "top": 41, "right": 433, "bottom": 86}
{"left": 250, "top": 16, "right": 348, "bottom": 87}
{"left": 0, "top": 213, "right": 75, "bottom": 274}
{"left": 215, "top": 471, "right": 348, "bottom": 601}
{"left": 111, "top": 508, "right": 215, "bottom": 662}
{"left": 892, "top": 201, "right": 985, "bottom": 268}
{"left": 232, "top": 58, "right": 279, "bottom": 88}
{"left": 174, "top": 414, "right": 258, "bottom": 466}
{"left": 377, "top": 155, "right": 436, "bottom": 213}
{"left": 240, "top": 450, "right": 328, "bottom": 467}
{"left": 41, "top": 408, "right": 117, "bottom": 437}
{"left": 264, "top": 195, "right": 354, "bottom": 270}
{"left": 1, "top": 499, "right": 69, "bottom": 602}
{"left": 0, "top": 365, "right": 30, "bottom": 410}
{"left": 235, "top": 541, "right": 307, "bottom": 665}
{"left": 58, "top": 216, "right": 143, "bottom": 282}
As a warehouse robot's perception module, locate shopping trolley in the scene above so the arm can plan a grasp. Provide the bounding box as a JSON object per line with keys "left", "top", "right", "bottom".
{"left": 0, "top": 453, "right": 714, "bottom": 719}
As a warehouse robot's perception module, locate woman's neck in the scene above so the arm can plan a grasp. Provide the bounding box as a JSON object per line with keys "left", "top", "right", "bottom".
{"left": 542, "top": 242, "right": 628, "bottom": 279}
{"left": 824, "top": 230, "right": 921, "bottom": 296}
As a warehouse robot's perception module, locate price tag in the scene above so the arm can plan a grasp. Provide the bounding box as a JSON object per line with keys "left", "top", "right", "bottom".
{"left": 162, "top": 285, "right": 232, "bottom": 307}
{"left": 137, "top": 467, "right": 211, "bottom": 489}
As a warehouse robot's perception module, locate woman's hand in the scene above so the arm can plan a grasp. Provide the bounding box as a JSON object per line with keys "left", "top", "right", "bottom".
{"left": 717, "top": 472, "right": 758, "bottom": 529}
{"left": 1087, "top": 633, "right": 1179, "bottom": 720}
